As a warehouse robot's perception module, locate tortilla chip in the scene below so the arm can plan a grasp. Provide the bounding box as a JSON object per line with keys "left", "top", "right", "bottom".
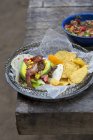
{"left": 68, "top": 79, "right": 74, "bottom": 85}
{"left": 70, "top": 65, "right": 88, "bottom": 84}
{"left": 62, "top": 61, "right": 80, "bottom": 78}
{"left": 50, "top": 78, "right": 59, "bottom": 86}
{"left": 59, "top": 78, "right": 69, "bottom": 86}
{"left": 73, "top": 58, "right": 86, "bottom": 66}
{"left": 55, "top": 51, "right": 76, "bottom": 62}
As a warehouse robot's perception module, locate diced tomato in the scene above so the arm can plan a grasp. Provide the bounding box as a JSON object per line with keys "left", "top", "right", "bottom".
{"left": 65, "top": 19, "right": 93, "bottom": 37}
{"left": 41, "top": 75, "right": 49, "bottom": 83}
{"left": 80, "top": 26, "right": 86, "bottom": 31}
{"left": 65, "top": 24, "right": 72, "bottom": 29}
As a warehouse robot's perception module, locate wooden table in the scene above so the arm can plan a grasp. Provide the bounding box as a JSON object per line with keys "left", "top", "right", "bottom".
{"left": 16, "top": 0, "right": 93, "bottom": 135}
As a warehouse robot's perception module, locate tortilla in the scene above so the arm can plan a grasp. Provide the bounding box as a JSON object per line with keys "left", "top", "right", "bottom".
{"left": 11, "top": 54, "right": 33, "bottom": 82}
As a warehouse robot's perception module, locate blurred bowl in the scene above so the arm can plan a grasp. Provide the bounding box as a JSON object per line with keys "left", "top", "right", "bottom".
{"left": 62, "top": 12, "right": 93, "bottom": 48}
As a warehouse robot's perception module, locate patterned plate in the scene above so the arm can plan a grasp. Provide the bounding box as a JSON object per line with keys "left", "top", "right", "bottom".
{"left": 5, "top": 42, "right": 93, "bottom": 100}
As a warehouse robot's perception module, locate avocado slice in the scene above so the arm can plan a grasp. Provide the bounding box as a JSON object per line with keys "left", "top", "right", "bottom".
{"left": 20, "top": 59, "right": 51, "bottom": 80}
{"left": 31, "top": 79, "right": 45, "bottom": 88}
{"left": 40, "top": 60, "right": 51, "bottom": 75}
{"left": 20, "top": 61, "right": 27, "bottom": 80}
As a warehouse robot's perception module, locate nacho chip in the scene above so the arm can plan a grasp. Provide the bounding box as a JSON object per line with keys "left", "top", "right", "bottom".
{"left": 70, "top": 65, "right": 88, "bottom": 84}
{"left": 73, "top": 58, "right": 86, "bottom": 66}
{"left": 62, "top": 61, "right": 80, "bottom": 78}
{"left": 50, "top": 78, "right": 59, "bottom": 86}
{"left": 62, "top": 71, "right": 67, "bottom": 78}
{"left": 68, "top": 79, "right": 74, "bottom": 85}
{"left": 55, "top": 51, "right": 76, "bottom": 62}
{"left": 59, "top": 78, "right": 69, "bottom": 86}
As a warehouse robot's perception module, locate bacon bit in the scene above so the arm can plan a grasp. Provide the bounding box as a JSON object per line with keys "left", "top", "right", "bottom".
{"left": 31, "top": 56, "right": 43, "bottom": 63}
{"left": 24, "top": 58, "right": 29, "bottom": 63}
{"left": 26, "top": 63, "right": 38, "bottom": 77}
{"left": 26, "top": 73, "right": 31, "bottom": 87}
{"left": 41, "top": 75, "right": 49, "bottom": 83}
{"left": 26, "top": 63, "right": 38, "bottom": 86}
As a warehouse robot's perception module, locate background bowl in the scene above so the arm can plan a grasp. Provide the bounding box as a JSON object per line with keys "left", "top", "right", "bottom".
{"left": 62, "top": 13, "right": 93, "bottom": 48}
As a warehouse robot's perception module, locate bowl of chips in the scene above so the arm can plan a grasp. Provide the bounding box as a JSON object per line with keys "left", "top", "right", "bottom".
{"left": 5, "top": 41, "right": 93, "bottom": 101}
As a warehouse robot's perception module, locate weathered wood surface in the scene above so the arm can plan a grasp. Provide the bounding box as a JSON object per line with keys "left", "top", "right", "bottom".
{"left": 16, "top": 0, "right": 93, "bottom": 135}
{"left": 16, "top": 86, "right": 93, "bottom": 113}
{"left": 16, "top": 85, "right": 93, "bottom": 134}
{"left": 25, "top": 6, "right": 93, "bottom": 44}
{"left": 44, "top": 0, "right": 93, "bottom": 7}
{"left": 28, "top": 0, "right": 93, "bottom": 8}
{"left": 16, "top": 112, "right": 93, "bottom": 135}
{"left": 27, "top": 7, "right": 93, "bottom": 23}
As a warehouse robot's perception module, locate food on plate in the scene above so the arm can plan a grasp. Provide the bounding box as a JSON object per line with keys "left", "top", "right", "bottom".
{"left": 50, "top": 78, "right": 60, "bottom": 86}
{"left": 55, "top": 51, "right": 76, "bottom": 62}
{"left": 73, "top": 57, "right": 86, "bottom": 66}
{"left": 65, "top": 19, "right": 93, "bottom": 37}
{"left": 19, "top": 55, "right": 51, "bottom": 88}
{"left": 59, "top": 78, "right": 69, "bottom": 86}
{"left": 48, "top": 55, "right": 63, "bottom": 65}
{"left": 11, "top": 50, "right": 88, "bottom": 88}
{"left": 69, "top": 65, "right": 88, "bottom": 83}
{"left": 62, "top": 61, "right": 80, "bottom": 78}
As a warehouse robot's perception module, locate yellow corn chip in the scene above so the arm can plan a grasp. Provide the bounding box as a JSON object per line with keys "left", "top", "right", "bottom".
{"left": 55, "top": 51, "right": 76, "bottom": 62}
{"left": 73, "top": 57, "right": 86, "bottom": 66}
{"left": 59, "top": 78, "right": 69, "bottom": 86}
{"left": 62, "top": 61, "right": 79, "bottom": 78}
{"left": 70, "top": 65, "right": 88, "bottom": 84}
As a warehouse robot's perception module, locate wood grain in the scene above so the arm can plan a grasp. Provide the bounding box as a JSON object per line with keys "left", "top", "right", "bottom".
{"left": 16, "top": 0, "right": 93, "bottom": 135}
{"left": 16, "top": 112, "right": 93, "bottom": 134}
{"left": 44, "top": 0, "right": 93, "bottom": 7}
{"left": 29, "top": 0, "right": 43, "bottom": 8}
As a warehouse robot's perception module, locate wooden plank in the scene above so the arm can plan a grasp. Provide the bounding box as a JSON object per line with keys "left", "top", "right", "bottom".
{"left": 17, "top": 86, "right": 93, "bottom": 113}
{"left": 44, "top": 0, "right": 93, "bottom": 7}
{"left": 24, "top": 28, "right": 64, "bottom": 45}
{"left": 28, "top": 0, "right": 43, "bottom": 8}
{"left": 26, "top": 20, "right": 58, "bottom": 29}
{"left": 16, "top": 86, "right": 93, "bottom": 134}
{"left": 16, "top": 111, "right": 93, "bottom": 134}
{"left": 23, "top": 35, "right": 43, "bottom": 45}
{"left": 26, "top": 29, "right": 46, "bottom": 37}
{"left": 27, "top": 7, "right": 93, "bottom": 23}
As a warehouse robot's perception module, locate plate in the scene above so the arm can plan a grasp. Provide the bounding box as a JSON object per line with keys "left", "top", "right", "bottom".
{"left": 5, "top": 41, "right": 93, "bottom": 101}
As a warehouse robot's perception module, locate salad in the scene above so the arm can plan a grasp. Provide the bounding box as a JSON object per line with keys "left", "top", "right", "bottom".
{"left": 19, "top": 55, "right": 63, "bottom": 88}
{"left": 65, "top": 19, "right": 93, "bottom": 37}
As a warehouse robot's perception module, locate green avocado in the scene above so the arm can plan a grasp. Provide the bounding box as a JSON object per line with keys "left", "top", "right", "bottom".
{"left": 20, "top": 59, "right": 51, "bottom": 80}
{"left": 20, "top": 61, "right": 27, "bottom": 80}
{"left": 41, "top": 59, "right": 51, "bottom": 75}
{"left": 31, "top": 79, "right": 45, "bottom": 88}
